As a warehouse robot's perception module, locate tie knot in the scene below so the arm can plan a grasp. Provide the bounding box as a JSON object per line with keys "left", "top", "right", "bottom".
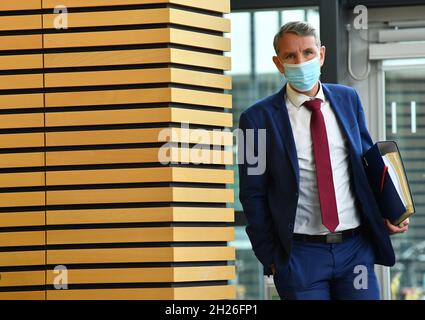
{"left": 303, "top": 98, "right": 322, "bottom": 111}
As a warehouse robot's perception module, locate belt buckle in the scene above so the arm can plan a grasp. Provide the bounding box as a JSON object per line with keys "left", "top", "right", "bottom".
{"left": 326, "top": 232, "right": 342, "bottom": 244}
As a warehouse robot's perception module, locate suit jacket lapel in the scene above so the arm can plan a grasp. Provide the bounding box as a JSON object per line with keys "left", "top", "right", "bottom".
{"left": 322, "top": 84, "right": 356, "bottom": 150}
{"left": 273, "top": 85, "right": 300, "bottom": 189}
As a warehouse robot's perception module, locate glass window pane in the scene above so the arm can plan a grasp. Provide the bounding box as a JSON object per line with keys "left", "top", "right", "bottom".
{"left": 385, "top": 62, "right": 425, "bottom": 300}
{"left": 281, "top": 8, "right": 320, "bottom": 34}
{"left": 306, "top": 9, "right": 320, "bottom": 34}
{"left": 229, "top": 227, "right": 264, "bottom": 300}
{"left": 281, "top": 9, "right": 306, "bottom": 25}
{"left": 254, "top": 11, "right": 279, "bottom": 74}
{"left": 226, "top": 12, "right": 251, "bottom": 75}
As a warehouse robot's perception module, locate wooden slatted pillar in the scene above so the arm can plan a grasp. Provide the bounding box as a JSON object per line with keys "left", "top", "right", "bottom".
{"left": 0, "top": 0, "right": 235, "bottom": 300}
{"left": 0, "top": 0, "right": 46, "bottom": 300}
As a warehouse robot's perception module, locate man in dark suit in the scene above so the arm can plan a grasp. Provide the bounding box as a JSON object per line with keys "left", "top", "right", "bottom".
{"left": 238, "top": 21, "right": 409, "bottom": 300}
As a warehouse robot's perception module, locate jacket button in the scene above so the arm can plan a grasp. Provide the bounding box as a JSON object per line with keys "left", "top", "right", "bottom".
{"left": 288, "top": 223, "right": 294, "bottom": 229}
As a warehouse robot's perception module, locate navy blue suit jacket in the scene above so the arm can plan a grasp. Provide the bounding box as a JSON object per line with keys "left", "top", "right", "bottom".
{"left": 238, "top": 83, "right": 395, "bottom": 276}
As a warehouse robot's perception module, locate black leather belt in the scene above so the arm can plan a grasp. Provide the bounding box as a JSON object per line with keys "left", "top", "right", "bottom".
{"left": 293, "top": 226, "right": 362, "bottom": 244}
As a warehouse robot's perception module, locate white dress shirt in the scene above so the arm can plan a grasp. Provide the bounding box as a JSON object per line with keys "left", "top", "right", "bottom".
{"left": 285, "top": 82, "right": 361, "bottom": 235}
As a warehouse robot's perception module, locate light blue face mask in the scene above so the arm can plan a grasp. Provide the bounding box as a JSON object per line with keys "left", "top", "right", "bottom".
{"left": 279, "top": 56, "right": 321, "bottom": 92}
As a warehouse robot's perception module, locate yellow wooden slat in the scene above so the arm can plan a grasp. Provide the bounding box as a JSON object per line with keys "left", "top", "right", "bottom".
{"left": 0, "top": 152, "right": 44, "bottom": 168}
{"left": 0, "top": 15, "right": 42, "bottom": 31}
{"left": 46, "top": 167, "right": 169, "bottom": 185}
{"left": 45, "top": 48, "right": 169, "bottom": 68}
{"left": 173, "top": 187, "right": 233, "bottom": 203}
{"left": 45, "top": 87, "right": 231, "bottom": 108}
{"left": 42, "top": 0, "right": 230, "bottom": 13}
{"left": 44, "top": 48, "right": 230, "bottom": 70}
{"left": 174, "top": 284, "right": 235, "bottom": 300}
{"left": 43, "top": 8, "right": 169, "bottom": 29}
{"left": 44, "top": 107, "right": 232, "bottom": 127}
{"left": 0, "top": 231, "right": 45, "bottom": 247}
{"left": 0, "top": 35, "right": 42, "bottom": 51}
{"left": 0, "top": 172, "right": 45, "bottom": 188}
{"left": 171, "top": 28, "right": 230, "bottom": 52}
{"left": 45, "top": 266, "right": 234, "bottom": 284}
{"left": 171, "top": 207, "right": 234, "bottom": 222}
{"left": 47, "top": 287, "right": 173, "bottom": 300}
{"left": 0, "top": 93, "right": 44, "bottom": 110}
{"left": 0, "top": 133, "right": 44, "bottom": 149}
{"left": 173, "top": 227, "right": 234, "bottom": 241}
{"left": 0, "top": 191, "right": 45, "bottom": 207}
{"left": 171, "top": 167, "right": 233, "bottom": 183}
{"left": 44, "top": 87, "right": 167, "bottom": 106}
{"left": 0, "top": 251, "right": 45, "bottom": 267}
{"left": 0, "top": 291, "right": 45, "bottom": 300}
{"left": 170, "top": 8, "right": 230, "bottom": 32}
{"left": 45, "top": 108, "right": 169, "bottom": 127}
{"left": 44, "top": 129, "right": 165, "bottom": 146}
{"left": 172, "top": 246, "right": 235, "bottom": 261}
{"left": 47, "top": 227, "right": 233, "bottom": 244}
{"left": 44, "top": 68, "right": 231, "bottom": 90}
{"left": 47, "top": 247, "right": 171, "bottom": 265}
{"left": 46, "top": 187, "right": 233, "bottom": 205}
{"left": 173, "top": 265, "right": 235, "bottom": 282}
{"left": 46, "top": 88, "right": 172, "bottom": 107}
{"left": 46, "top": 127, "right": 233, "bottom": 146}
{"left": 0, "top": 271, "right": 45, "bottom": 287}
{"left": 44, "top": 28, "right": 168, "bottom": 48}
{"left": 45, "top": 148, "right": 154, "bottom": 165}
{"left": 43, "top": 0, "right": 153, "bottom": 8}
{"left": 158, "top": 127, "right": 233, "bottom": 146}
{"left": 45, "top": 147, "right": 233, "bottom": 165}
{"left": 47, "top": 227, "right": 171, "bottom": 244}
{"left": 44, "top": 69, "right": 174, "bottom": 88}
{"left": 195, "top": 145, "right": 234, "bottom": 164}
{"left": 0, "top": 54, "right": 43, "bottom": 70}
{"left": 171, "top": 68, "right": 231, "bottom": 90}
{"left": 170, "top": 108, "right": 232, "bottom": 127}
{"left": 0, "top": 113, "right": 44, "bottom": 129}
{"left": 43, "top": 8, "right": 229, "bottom": 32}
{"left": 46, "top": 207, "right": 234, "bottom": 225}
{"left": 47, "top": 246, "right": 235, "bottom": 264}
{"left": 0, "top": 1, "right": 41, "bottom": 11}
{"left": 0, "top": 74, "right": 43, "bottom": 90}
{"left": 0, "top": 211, "right": 45, "bottom": 227}
{"left": 171, "top": 87, "right": 232, "bottom": 108}
{"left": 46, "top": 267, "right": 172, "bottom": 284}
{"left": 171, "top": 0, "right": 230, "bottom": 13}
{"left": 171, "top": 48, "right": 231, "bottom": 71}
{"left": 46, "top": 186, "right": 163, "bottom": 205}
{"left": 46, "top": 167, "right": 232, "bottom": 185}
{"left": 43, "top": 28, "right": 229, "bottom": 51}
{"left": 47, "top": 285, "right": 235, "bottom": 300}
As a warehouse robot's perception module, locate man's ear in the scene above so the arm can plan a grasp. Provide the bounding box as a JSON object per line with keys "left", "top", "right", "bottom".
{"left": 319, "top": 46, "right": 326, "bottom": 67}
{"left": 272, "top": 56, "right": 284, "bottom": 74}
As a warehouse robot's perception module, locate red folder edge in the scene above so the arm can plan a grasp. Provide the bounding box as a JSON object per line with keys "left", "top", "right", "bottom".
{"left": 380, "top": 165, "right": 388, "bottom": 193}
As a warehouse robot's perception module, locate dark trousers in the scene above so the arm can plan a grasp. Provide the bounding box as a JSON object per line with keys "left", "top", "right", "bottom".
{"left": 272, "top": 232, "right": 380, "bottom": 300}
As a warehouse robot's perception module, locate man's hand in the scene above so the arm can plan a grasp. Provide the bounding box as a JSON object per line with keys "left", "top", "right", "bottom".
{"left": 271, "top": 264, "right": 276, "bottom": 276}
{"left": 384, "top": 218, "right": 409, "bottom": 235}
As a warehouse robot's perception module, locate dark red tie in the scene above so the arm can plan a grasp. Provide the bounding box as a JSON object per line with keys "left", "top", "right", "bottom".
{"left": 303, "top": 98, "right": 340, "bottom": 232}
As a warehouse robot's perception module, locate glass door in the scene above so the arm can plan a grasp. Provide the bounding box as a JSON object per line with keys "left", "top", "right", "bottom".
{"left": 383, "top": 59, "right": 425, "bottom": 300}
{"left": 227, "top": 7, "right": 320, "bottom": 299}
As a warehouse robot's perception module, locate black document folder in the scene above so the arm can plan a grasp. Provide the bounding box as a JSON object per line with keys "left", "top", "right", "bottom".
{"left": 363, "top": 141, "right": 415, "bottom": 226}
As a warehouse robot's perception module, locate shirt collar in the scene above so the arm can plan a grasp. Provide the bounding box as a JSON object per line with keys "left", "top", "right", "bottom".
{"left": 286, "top": 81, "right": 325, "bottom": 108}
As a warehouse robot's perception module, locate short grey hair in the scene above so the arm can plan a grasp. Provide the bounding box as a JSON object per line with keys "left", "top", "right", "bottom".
{"left": 273, "top": 21, "right": 321, "bottom": 54}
